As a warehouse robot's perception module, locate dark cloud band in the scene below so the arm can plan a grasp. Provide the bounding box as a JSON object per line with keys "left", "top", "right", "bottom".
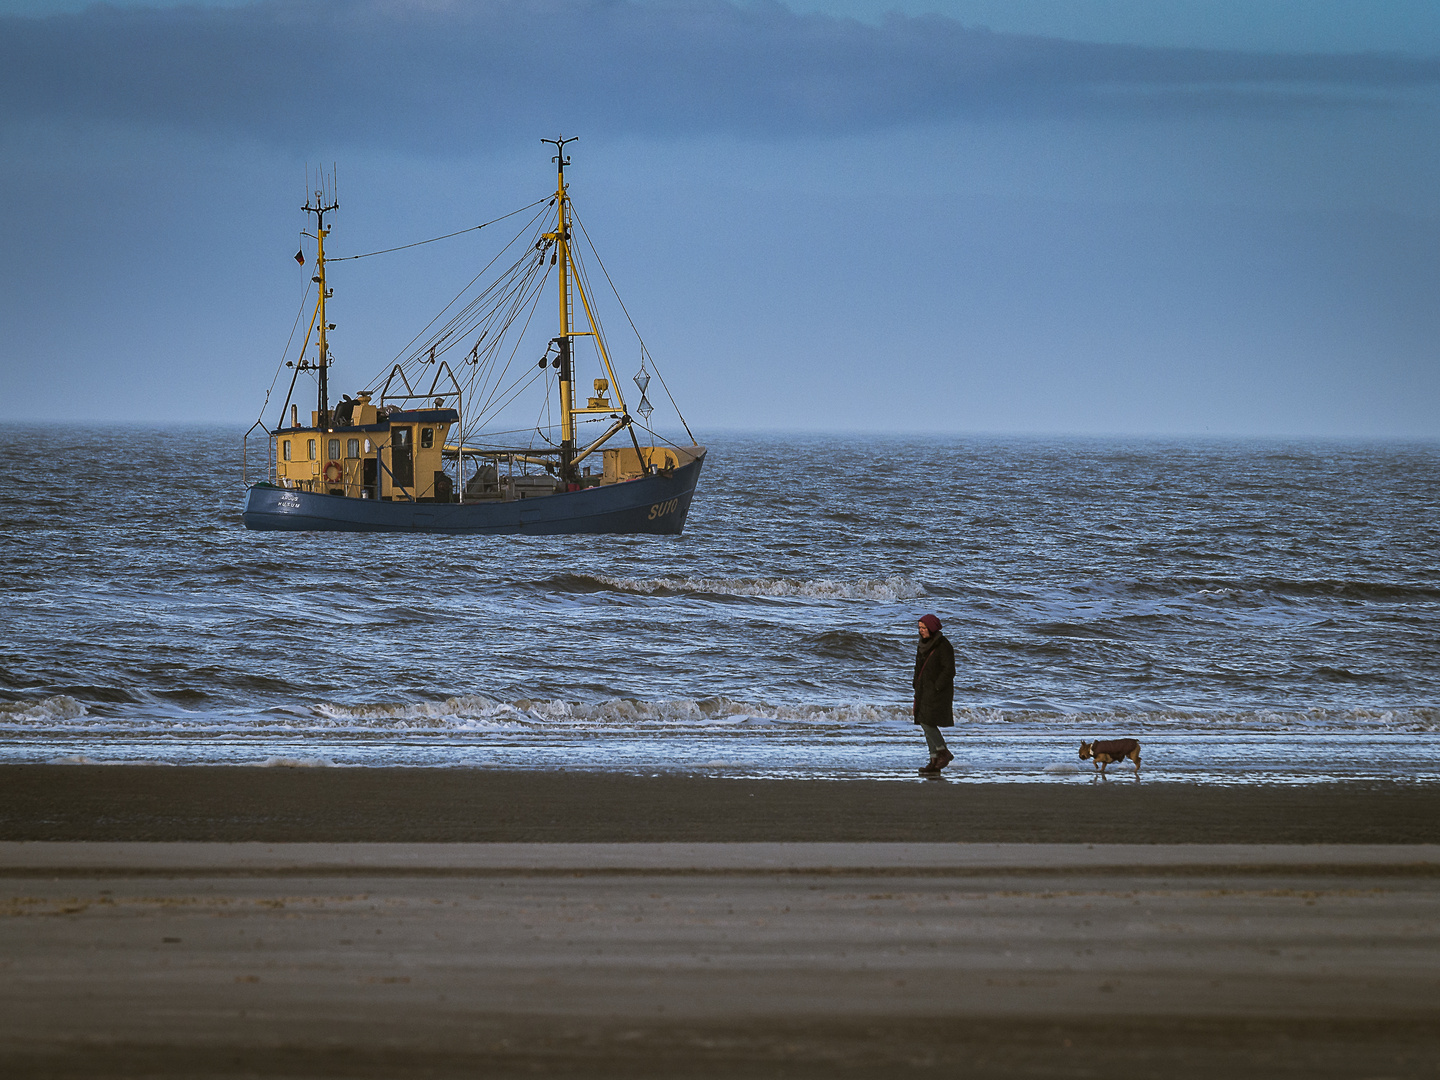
{"left": 3, "top": 0, "right": 1438, "bottom": 147}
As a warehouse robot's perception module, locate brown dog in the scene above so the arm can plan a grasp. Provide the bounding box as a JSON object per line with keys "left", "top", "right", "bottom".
{"left": 1079, "top": 738, "right": 1141, "bottom": 776}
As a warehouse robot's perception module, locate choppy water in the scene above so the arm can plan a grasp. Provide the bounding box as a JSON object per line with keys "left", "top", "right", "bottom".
{"left": 2, "top": 425, "right": 1437, "bottom": 783}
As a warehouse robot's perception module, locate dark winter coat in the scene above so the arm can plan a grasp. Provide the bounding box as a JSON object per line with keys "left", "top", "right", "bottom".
{"left": 913, "top": 632, "right": 955, "bottom": 728}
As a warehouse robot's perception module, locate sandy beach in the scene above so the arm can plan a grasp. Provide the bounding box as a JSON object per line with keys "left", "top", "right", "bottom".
{"left": 4, "top": 765, "right": 1440, "bottom": 843}
{"left": 1, "top": 838, "right": 1437, "bottom": 1078}
{"left": 0, "top": 767, "right": 1437, "bottom": 1076}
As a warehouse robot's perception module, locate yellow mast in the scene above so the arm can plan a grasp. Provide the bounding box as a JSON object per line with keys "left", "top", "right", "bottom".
{"left": 316, "top": 221, "right": 329, "bottom": 419}
{"left": 541, "top": 136, "right": 635, "bottom": 479}
{"left": 304, "top": 179, "right": 339, "bottom": 425}
{"left": 542, "top": 136, "right": 578, "bottom": 480}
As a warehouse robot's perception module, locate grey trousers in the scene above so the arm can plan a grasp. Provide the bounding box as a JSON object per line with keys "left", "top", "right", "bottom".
{"left": 920, "top": 723, "right": 949, "bottom": 756}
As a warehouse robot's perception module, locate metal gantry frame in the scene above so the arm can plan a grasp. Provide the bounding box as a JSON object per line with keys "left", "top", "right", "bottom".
{"left": 378, "top": 361, "right": 466, "bottom": 501}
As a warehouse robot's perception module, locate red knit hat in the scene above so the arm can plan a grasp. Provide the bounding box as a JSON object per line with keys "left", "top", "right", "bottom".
{"left": 918, "top": 614, "right": 942, "bottom": 634}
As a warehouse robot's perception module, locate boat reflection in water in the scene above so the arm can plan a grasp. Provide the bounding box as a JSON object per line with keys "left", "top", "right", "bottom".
{"left": 243, "top": 136, "right": 705, "bottom": 534}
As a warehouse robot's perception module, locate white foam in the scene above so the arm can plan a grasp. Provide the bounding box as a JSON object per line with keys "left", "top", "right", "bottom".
{"left": 590, "top": 574, "right": 924, "bottom": 601}
{"left": 10, "top": 692, "right": 1438, "bottom": 742}
{"left": 254, "top": 756, "right": 337, "bottom": 768}
{"left": 44, "top": 756, "right": 174, "bottom": 766}
{"left": 308, "top": 695, "right": 910, "bottom": 731}
{"left": 0, "top": 695, "right": 88, "bottom": 725}
{"left": 1044, "top": 763, "right": 1081, "bottom": 775}
{"left": 310, "top": 694, "right": 522, "bottom": 728}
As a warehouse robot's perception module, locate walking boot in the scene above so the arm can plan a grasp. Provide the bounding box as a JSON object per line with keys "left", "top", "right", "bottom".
{"left": 935, "top": 748, "right": 954, "bottom": 770}
{"left": 918, "top": 756, "right": 942, "bottom": 776}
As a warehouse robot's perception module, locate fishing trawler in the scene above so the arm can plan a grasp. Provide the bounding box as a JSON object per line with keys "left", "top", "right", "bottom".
{"left": 242, "top": 138, "right": 705, "bottom": 533}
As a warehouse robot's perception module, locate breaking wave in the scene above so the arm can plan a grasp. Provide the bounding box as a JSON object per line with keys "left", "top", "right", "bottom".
{"left": 254, "top": 756, "right": 338, "bottom": 768}
{"left": 45, "top": 755, "right": 173, "bottom": 766}
{"left": 556, "top": 573, "right": 925, "bottom": 601}
{"left": 1147, "top": 578, "right": 1440, "bottom": 603}
{"left": 309, "top": 695, "right": 904, "bottom": 731}
{"left": 6, "top": 695, "right": 1435, "bottom": 779}
{"left": 0, "top": 695, "right": 87, "bottom": 724}
{"left": 3, "top": 691, "right": 1435, "bottom": 737}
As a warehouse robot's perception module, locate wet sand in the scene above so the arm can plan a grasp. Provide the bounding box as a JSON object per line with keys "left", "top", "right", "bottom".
{"left": 1, "top": 840, "right": 1438, "bottom": 1078}
{"left": 3, "top": 765, "right": 1440, "bottom": 843}
{"left": 2, "top": 768, "right": 1439, "bottom": 1077}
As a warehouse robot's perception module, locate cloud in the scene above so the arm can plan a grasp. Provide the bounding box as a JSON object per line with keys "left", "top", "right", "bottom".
{"left": 2, "top": 0, "right": 1438, "bottom": 150}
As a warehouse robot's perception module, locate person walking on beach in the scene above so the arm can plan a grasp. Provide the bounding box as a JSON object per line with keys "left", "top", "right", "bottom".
{"left": 914, "top": 613, "right": 955, "bottom": 775}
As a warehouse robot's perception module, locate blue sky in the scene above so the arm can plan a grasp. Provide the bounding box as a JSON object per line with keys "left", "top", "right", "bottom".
{"left": 2, "top": 0, "right": 1438, "bottom": 435}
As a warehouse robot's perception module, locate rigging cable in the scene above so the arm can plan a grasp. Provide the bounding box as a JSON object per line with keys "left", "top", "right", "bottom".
{"left": 448, "top": 424, "right": 549, "bottom": 442}
{"left": 630, "top": 417, "right": 689, "bottom": 453}
{"left": 458, "top": 248, "right": 548, "bottom": 380}
{"left": 254, "top": 274, "right": 314, "bottom": 425}
{"left": 379, "top": 202, "right": 552, "bottom": 375}
{"left": 533, "top": 371, "right": 554, "bottom": 454}
{"left": 406, "top": 245, "right": 541, "bottom": 381}
{"left": 469, "top": 356, "right": 546, "bottom": 441}
{"left": 275, "top": 296, "right": 323, "bottom": 429}
{"left": 460, "top": 255, "right": 553, "bottom": 435}
{"left": 471, "top": 265, "right": 552, "bottom": 428}
{"left": 570, "top": 207, "right": 695, "bottom": 445}
{"left": 330, "top": 198, "right": 549, "bottom": 262}
{"left": 566, "top": 241, "right": 619, "bottom": 406}
{"left": 459, "top": 250, "right": 549, "bottom": 399}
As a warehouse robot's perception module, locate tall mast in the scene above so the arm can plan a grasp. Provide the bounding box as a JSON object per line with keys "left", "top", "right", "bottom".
{"left": 542, "top": 136, "right": 578, "bottom": 481}
{"left": 304, "top": 177, "right": 339, "bottom": 426}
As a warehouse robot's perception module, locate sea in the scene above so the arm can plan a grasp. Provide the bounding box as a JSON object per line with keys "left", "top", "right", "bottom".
{"left": 2, "top": 425, "right": 1437, "bottom": 784}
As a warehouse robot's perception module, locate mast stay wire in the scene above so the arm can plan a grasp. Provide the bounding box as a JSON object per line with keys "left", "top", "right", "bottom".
{"left": 396, "top": 208, "right": 554, "bottom": 426}
{"left": 254, "top": 275, "right": 314, "bottom": 425}
{"left": 463, "top": 261, "right": 555, "bottom": 440}
{"left": 433, "top": 244, "right": 551, "bottom": 429}
{"left": 462, "top": 249, "right": 550, "bottom": 396}
{"left": 569, "top": 206, "right": 695, "bottom": 444}
{"left": 330, "top": 198, "right": 549, "bottom": 262}
{"left": 375, "top": 202, "right": 552, "bottom": 380}
{"left": 408, "top": 229, "right": 546, "bottom": 367}
{"left": 405, "top": 241, "right": 543, "bottom": 384}
{"left": 404, "top": 240, "right": 553, "bottom": 450}
{"left": 385, "top": 211, "right": 548, "bottom": 377}
{"left": 566, "top": 241, "right": 618, "bottom": 405}
{"left": 476, "top": 261, "right": 553, "bottom": 416}
{"left": 469, "top": 363, "right": 546, "bottom": 441}
{"left": 272, "top": 291, "right": 325, "bottom": 429}
{"left": 533, "top": 370, "right": 555, "bottom": 455}
{"left": 451, "top": 423, "right": 552, "bottom": 441}
{"left": 413, "top": 261, "right": 545, "bottom": 422}
{"left": 630, "top": 417, "right": 690, "bottom": 453}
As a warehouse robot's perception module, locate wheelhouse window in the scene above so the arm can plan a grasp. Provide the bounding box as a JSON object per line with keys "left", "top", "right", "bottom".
{"left": 282, "top": 440, "right": 292, "bottom": 461}
{"left": 308, "top": 439, "right": 317, "bottom": 460}
{"left": 329, "top": 439, "right": 340, "bottom": 460}
{"left": 347, "top": 438, "right": 360, "bottom": 458}
{"left": 421, "top": 427, "right": 434, "bottom": 449}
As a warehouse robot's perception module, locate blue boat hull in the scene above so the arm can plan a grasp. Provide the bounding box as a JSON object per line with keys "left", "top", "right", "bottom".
{"left": 242, "top": 451, "right": 705, "bottom": 534}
